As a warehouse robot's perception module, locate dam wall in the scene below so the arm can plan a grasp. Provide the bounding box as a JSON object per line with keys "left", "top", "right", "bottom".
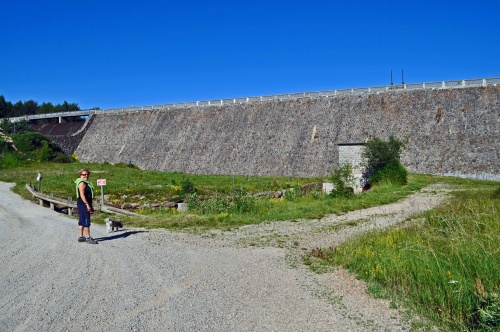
{"left": 32, "top": 118, "right": 94, "bottom": 155}
{"left": 74, "top": 86, "right": 500, "bottom": 180}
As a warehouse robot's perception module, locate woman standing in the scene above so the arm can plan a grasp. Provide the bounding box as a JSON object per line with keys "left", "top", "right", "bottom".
{"left": 75, "top": 168, "right": 98, "bottom": 244}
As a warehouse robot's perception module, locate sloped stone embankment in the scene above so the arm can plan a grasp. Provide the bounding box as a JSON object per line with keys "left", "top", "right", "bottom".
{"left": 75, "top": 86, "right": 500, "bottom": 179}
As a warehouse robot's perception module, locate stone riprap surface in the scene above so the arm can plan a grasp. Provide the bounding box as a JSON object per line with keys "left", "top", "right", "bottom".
{"left": 75, "top": 86, "right": 500, "bottom": 179}
{"left": 32, "top": 117, "right": 94, "bottom": 155}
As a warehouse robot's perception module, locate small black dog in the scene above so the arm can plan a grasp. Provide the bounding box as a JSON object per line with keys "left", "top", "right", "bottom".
{"left": 105, "top": 218, "right": 123, "bottom": 232}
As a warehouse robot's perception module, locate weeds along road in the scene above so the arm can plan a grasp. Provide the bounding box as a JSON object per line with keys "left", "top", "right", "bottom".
{"left": 0, "top": 181, "right": 445, "bottom": 331}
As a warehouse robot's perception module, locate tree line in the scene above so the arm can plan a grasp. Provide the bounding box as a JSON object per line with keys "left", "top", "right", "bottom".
{"left": 0, "top": 95, "right": 81, "bottom": 118}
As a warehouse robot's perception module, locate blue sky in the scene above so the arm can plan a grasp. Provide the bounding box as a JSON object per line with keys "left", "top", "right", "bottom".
{"left": 1, "top": 0, "right": 499, "bottom": 110}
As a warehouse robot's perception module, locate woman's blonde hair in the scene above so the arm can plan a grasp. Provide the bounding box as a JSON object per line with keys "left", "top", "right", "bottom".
{"left": 78, "top": 168, "right": 91, "bottom": 177}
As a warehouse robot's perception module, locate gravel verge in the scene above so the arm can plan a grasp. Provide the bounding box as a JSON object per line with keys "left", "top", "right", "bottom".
{"left": 0, "top": 182, "right": 447, "bottom": 331}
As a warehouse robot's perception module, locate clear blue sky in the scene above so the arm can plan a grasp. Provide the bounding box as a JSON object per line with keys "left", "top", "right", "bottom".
{"left": 2, "top": 0, "right": 499, "bottom": 110}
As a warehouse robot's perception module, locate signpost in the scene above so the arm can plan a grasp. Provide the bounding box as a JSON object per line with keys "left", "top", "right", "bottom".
{"left": 97, "top": 179, "right": 106, "bottom": 206}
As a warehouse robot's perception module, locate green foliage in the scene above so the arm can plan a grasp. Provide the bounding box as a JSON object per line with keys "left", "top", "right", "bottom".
{"left": 492, "top": 186, "right": 500, "bottom": 199}
{"left": 114, "top": 162, "right": 140, "bottom": 169}
{"left": 12, "top": 131, "right": 48, "bottom": 152}
{"left": 369, "top": 161, "right": 408, "bottom": 185}
{"left": 38, "top": 141, "right": 54, "bottom": 162}
{"left": 0, "top": 95, "right": 12, "bottom": 118}
{"left": 0, "top": 152, "right": 22, "bottom": 168}
{"left": 0, "top": 137, "right": 10, "bottom": 153}
{"left": 0, "top": 118, "right": 11, "bottom": 132}
{"left": 305, "top": 186, "right": 500, "bottom": 331}
{"left": 52, "top": 152, "right": 75, "bottom": 163}
{"left": 362, "top": 135, "right": 408, "bottom": 185}
{"left": 0, "top": 163, "right": 437, "bottom": 229}
{"left": 474, "top": 293, "right": 500, "bottom": 331}
{"left": 187, "top": 190, "right": 257, "bottom": 215}
{"left": 181, "top": 178, "right": 195, "bottom": 194}
{"left": 328, "top": 163, "right": 354, "bottom": 198}
{"left": 1, "top": 159, "right": 497, "bottom": 331}
{"left": 284, "top": 187, "right": 303, "bottom": 201}
{"left": 0, "top": 118, "right": 32, "bottom": 134}
{"left": 0, "top": 120, "right": 72, "bottom": 165}
{"left": 23, "top": 100, "right": 38, "bottom": 115}
{"left": 0, "top": 96, "right": 80, "bottom": 118}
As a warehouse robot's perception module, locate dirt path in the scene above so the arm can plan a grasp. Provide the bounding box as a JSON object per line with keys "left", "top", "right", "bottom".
{"left": 0, "top": 182, "right": 447, "bottom": 331}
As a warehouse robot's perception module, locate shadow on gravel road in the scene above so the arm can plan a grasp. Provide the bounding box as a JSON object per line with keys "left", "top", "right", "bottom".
{"left": 94, "top": 230, "right": 147, "bottom": 242}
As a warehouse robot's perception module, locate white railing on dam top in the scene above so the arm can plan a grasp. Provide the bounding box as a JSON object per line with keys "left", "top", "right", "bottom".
{"left": 95, "top": 77, "right": 500, "bottom": 113}
{"left": 9, "top": 77, "right": 500, "bottom": 122}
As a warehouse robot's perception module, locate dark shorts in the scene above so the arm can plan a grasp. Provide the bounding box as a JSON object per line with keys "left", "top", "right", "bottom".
{"left": 77, "top": 203, "right": 91, "bottom": 227}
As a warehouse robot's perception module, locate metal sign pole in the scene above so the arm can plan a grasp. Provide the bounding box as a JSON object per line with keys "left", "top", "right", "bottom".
{"left": 100, "top": 185, "right": 104, "bottom": 206}
{"left": 97, "top": 179, "right": 106, "bottom": 208}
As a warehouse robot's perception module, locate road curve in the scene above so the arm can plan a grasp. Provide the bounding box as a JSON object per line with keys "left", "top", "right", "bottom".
{"left": 0, "top": 182, "right": 417, "bottom": 331}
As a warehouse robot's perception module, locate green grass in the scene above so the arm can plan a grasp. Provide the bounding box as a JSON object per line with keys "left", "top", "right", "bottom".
{"left": 0, "top": 162, "right": 436, "bottom": 230}
{"left": 2, "top": 161, "right": 499, "bottom": 330}
{"left": 305, "top": 179, "right": 500, "bottom": 331}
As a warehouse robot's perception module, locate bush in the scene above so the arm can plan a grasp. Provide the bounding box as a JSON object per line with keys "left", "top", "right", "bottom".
{"left": 369, "top": 161, "right": 408, "bottom": 186}
{"left": 12, "top": 132, "right": 47, "bottom": 152}
{"left": 181, "top": 178, "right": 195, "bottom": 194}
{"left": 231, "top": 189, "right": 257, "bottom": 213}
{"left": 329, "top": 163, "right": 354, "bottom": 198}
{"left": 0, "top": 119, "right": 32, "bottom": 135}
{"left": 37, "top": 141, "right": 54, "bottom": 162}
{"left": 474, "top": 292, "right": 500, "bottom": 331}
{"left": 284, "top": 187, "right": 302, "bottom": 201}
{"left": 0, "top": 152, "right": 22, "bottom": 168}
{"left": 0, "top": 137, "right": 10, "bottom": 154}
{"left": 52, "top": 152, "right": 75, "bottom": 163}
{"left": 492, "top": 187, "right": 500, "bottom": 199}
{"left": 362, "top": 135, "right": 408, "bottom": 185}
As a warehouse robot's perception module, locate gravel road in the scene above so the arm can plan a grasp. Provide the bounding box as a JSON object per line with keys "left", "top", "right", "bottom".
{"left": 0, "top": 182, "right": 447, "bottom": 331}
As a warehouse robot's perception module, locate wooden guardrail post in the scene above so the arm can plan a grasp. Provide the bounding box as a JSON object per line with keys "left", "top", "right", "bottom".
{"left": 26, "top": 183, "right": 140, "bottom": 217}
{"left": 68, "top": 197, "right": 73, "bottom": 216}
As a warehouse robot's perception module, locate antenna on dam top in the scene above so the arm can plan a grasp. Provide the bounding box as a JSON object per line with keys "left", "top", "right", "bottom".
{"left": 402, "top": 69, "right": 405, "bottom": 84}
{"left": 390, "top": 70, "right": 393, "bottom": 85}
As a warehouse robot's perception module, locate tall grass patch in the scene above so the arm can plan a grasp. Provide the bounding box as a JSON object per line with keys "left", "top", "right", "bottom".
{"left": 306, "top": 185, "right": 500, "bottom": 331}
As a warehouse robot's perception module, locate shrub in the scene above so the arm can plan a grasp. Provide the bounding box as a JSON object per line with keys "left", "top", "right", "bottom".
{"left": 0, "top": 152, "right": 22, "bottom": 168}
{"left": 231, "top": 189, "right": 257, "bottom": 213}
{"left": 362, "top": 135, "right": 408, "bottom": 185}
{"left": 12, "top": 131, "right": 47, "bottom": 152}
{"left": 492, "top": 187, "right": 500, "bottom": 199}
{"left": 284, "top": 187, "right": 302, "bottom": 201}
{"left": 0, "top": 119, "right": 32, "bottom": 134}
{"left": 369, "top": 161, "right": 408, "bottom": 185}
{"left": 52, "top": 152, "right": 74, "bottom": 163}
{"left": 474, "top": 292, "right": 500, "bottom": 331}
{"left": 37, "top": 141, "right": 54, "bottom": 162}
{"left": 181, "top": 178, "right": 195, "bottom": 194}
{"left": 329, "top": 163, "right": 354, "bottom": 198}
{"left": 0, "top": 137, "right": 10, "bottom": 154}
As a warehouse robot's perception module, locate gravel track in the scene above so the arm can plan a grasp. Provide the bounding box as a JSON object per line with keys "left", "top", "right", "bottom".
{"left": 0, "top": 182, "right": 447, "bottom": 331}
